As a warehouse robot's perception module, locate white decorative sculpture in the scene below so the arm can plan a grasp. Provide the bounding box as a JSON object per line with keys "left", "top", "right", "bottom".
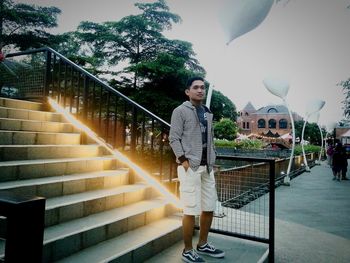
{"left": 263, "top": 77, "right": 294, "bottom": 185}
{"left": 206, "top": 84, "right": 214, "bottom": 109}
{"left": 219, "top": 0, "right": 274, "bottom": 44}
{"left": 301, "top": 100, "right": 325, "bottom": 171}
{"left": 308, "top": 112, "right": 324, "bottom": 164}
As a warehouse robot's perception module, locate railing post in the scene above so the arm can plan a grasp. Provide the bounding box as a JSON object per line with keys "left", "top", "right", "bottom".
{"left": 43, "top": 49, "right": 52, "bottom": 99}
{"left": 269, "top": 160, "right": 275, "bottom": 263}
{"left": 81, "top": 76, "right": 89, "bottom": 144}
{"left": 0, "top": 191, "right": 45, "bottom": 263}
{"left": 83, "top": 76, "right": 89, "bottom": 121}
{"left": 130, "top": 106, "right": 137, "bottom": 155}
{"left": 159, "top": 129, "right": 165, "bottom": 181}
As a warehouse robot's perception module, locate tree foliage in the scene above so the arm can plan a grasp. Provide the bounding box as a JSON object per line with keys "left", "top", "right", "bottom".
{"left": 0, "top": 0, "right": 61, "bottom": 51}
{"left": 294, "top": 120, "right": 326, "bottom": 145}
{"left": 72, "top": 0, "right": 193, "bottom": 85}
{"left": 339, "top": 78, "right": 350, "bottom": 118}
{"left": 125, "top": 51, "right": 201, "bottom": 121}
{"left": 214, "top": 118, "right": 238, "bottom": 140}
{"left": 210, "top": 90, "right": 237, "bottom": 122}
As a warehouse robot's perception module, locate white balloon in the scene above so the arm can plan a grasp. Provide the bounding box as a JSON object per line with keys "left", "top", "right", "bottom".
{"left": 219, "top": 0, "right": 274, "bottom": 44}
{"left": 263, "top": 77, "right": 290, "bottom": 99}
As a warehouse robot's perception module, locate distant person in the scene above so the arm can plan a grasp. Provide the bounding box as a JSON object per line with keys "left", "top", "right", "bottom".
{"left": 332, "top": 142, "right": 347, "bottom": 181}
{"left": 326, "top": 144, "right": 334, "bottom": 167}
{"left": 169, "top": 76, "right": 225, "bottom": 262}
{"left": 341, "top": 145, "right": 349, "bottom": 180}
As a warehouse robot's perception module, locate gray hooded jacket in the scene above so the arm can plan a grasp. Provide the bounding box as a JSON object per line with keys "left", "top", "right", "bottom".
{"left": 169, "top": 101, "right": 216, "bottom": 172}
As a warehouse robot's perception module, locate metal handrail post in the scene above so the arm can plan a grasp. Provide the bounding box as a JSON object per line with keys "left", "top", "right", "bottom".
{"left": 43, "top": 50, "right": 52, "bottom": 99}
{"left": 269, "top": 160, "right": 275, "bottom": 262}
{"left": 0, "top": 191, "right": 46, "bottom": 263}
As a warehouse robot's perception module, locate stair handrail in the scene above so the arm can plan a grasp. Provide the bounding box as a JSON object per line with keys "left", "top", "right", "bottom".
{"left": 5, "top": 47, "right": 171, "bottom": 128}
{"left": 4, "top": 47, "right": 178, "bottom": 197}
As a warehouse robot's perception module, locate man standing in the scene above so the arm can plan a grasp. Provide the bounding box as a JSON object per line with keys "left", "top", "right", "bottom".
{"left": 169, "top": 76, "right": 225, "bottom": 263}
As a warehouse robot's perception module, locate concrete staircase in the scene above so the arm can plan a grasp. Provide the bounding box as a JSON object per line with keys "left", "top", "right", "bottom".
{"left": 0, "top": 97, "right": 182, "bottom": 263}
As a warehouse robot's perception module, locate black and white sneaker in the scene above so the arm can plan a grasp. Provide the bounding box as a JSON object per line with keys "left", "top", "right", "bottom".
{"left": 197, "top": 242, "right": 225, "bottom": 258}
{"left": 182, "top": 249, "right": 205, "bottom": 262}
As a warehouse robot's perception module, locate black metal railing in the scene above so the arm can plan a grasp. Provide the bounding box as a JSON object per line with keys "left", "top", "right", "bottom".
{"left": 2, "top": 47, "right": 177, "bottom": 192}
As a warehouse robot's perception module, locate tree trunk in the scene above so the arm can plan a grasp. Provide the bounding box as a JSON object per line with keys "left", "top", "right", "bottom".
{"left": 0, "top": 0, "right": 4, "bottom": 52}
{"left": 133, "top": 30, "right": 140, "bottom": 90}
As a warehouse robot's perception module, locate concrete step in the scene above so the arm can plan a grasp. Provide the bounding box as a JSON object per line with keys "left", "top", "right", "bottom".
{"left": 45, "top": 183, "right": 153, "bottom": 226}
{"left": 55, "top": 216, "right": 182, "bottom": 263}
{"left": 0, "top": 145, "right": 105, "bottom": 161}
{"left": 42, "top": 198, "right": 175, "bottom": 262}
{"left": 0, "top": 118, "right": 76, "bottom": 133}
{"left": 0, "top": 130, "right": 81, "bottom": 145}
{"left": 0, "top": 106, "right": 62, "bottom": 122}
{"left": 0, "top": 156, "right": 116, "bottom": 182}
{"left": 0, "top": 169, "right": 129, "bottom": 198}
{"left": 0, "top": 97, "right": 44, "bottom": 111}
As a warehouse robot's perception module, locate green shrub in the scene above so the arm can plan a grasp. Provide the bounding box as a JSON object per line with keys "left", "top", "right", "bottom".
{"left": 215, "top": 139, "right": 264, "bottom": 149}
{"left": 294, "top": 144, "right": 321, "bottom": 155}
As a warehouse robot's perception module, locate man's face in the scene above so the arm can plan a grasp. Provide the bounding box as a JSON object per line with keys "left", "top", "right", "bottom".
{"left": 186, "top": 80, "right": 205, "bottom": 102}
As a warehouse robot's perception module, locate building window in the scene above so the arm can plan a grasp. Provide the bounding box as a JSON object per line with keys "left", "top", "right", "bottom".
{"left": 268, "top": 119, "right": 276, "bottom": 129}
{"left": 245, "top": 112, "right": 249, "bottom": 116}
{"left": 279, "top": 119, "right": 288, "bottom": 129}
{"left": 247, "top": 122, "right": 250, "bottom": 129}
{"left": 258, "top": 119, "right": 266, "bottom": 128}
{"left": 267, "top": 108, "right": 278, "bottom": 113}
{"left": 243, "top": 122, "right": 246, "bottom": 129}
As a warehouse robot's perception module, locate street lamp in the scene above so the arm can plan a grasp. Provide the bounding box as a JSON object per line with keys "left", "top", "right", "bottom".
{"left": 301, "top": 99, "right": 325, "bottom": 171}
{"left": 263, "top": 77, "right": 294, "bottom": 185}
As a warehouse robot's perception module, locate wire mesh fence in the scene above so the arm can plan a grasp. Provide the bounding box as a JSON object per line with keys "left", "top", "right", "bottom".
{"left": 209, "top": 156, "right": 275, "bottom": 249}
{"left": 0, "top": 54, "right": 45, "bottom": 99}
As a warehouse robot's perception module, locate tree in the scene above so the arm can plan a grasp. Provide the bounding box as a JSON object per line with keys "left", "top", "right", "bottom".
{"left": 294, "top": 120, "right": 326, "bottom": 145}
{"left": 58, "top": 0, "right": 206, "bottom": 121}
{"left": 0, "top": 0, "right": 61, "bottom": 52}
{"left": 126, "top": 51, "right": 204, "bottom": 121}
{"left": 210, "top": 90, "right": 237, "bottom": 122}
{"left": 214, "top": 118, "right": 238, "bottom": 140}
{"left": 339, "top": 78, "right": 350, "bottom": 118}
{"left": 75, "top": 0, "right": 183, "bottom": 88}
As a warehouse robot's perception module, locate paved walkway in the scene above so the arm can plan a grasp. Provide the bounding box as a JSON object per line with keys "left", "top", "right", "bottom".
{"left": 147, "top": 161, "right": 350, "bottom": 262}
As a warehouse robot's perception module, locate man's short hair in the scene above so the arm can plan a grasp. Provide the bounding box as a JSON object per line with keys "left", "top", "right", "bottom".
{"left": 186, "top": 76, "right": 204, "bottom": 89}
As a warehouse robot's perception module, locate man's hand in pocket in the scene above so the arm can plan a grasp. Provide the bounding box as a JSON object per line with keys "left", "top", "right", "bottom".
{"left": 182, "top": 160, "right": 190, "bottom": 172}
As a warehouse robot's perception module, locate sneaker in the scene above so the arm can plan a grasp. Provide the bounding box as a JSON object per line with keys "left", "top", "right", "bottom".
{"left": 342, "top": 177, "right": 349, "bottom": 180}
{"left": 197, "top": 242, "right": 225, "bottom": 258}
{"left": 182, "top": 249, "right": 205, "bottom": 263}
{"left": 333, "top": 177, "right": 337, "bottom": 180}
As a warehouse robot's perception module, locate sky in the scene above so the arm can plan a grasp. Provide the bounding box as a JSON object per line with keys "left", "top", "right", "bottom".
{"left": 17, "top": 0, "right": 350, "bottom": 127}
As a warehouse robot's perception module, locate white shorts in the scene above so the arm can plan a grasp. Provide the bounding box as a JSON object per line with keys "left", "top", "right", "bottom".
{"left": 177, "top": 165, "right": 218, "bottom": 216}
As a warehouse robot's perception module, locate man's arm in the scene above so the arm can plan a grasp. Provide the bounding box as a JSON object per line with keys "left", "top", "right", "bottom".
{"left": 169, "top": 108, "right": 188, "bottom": 165}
